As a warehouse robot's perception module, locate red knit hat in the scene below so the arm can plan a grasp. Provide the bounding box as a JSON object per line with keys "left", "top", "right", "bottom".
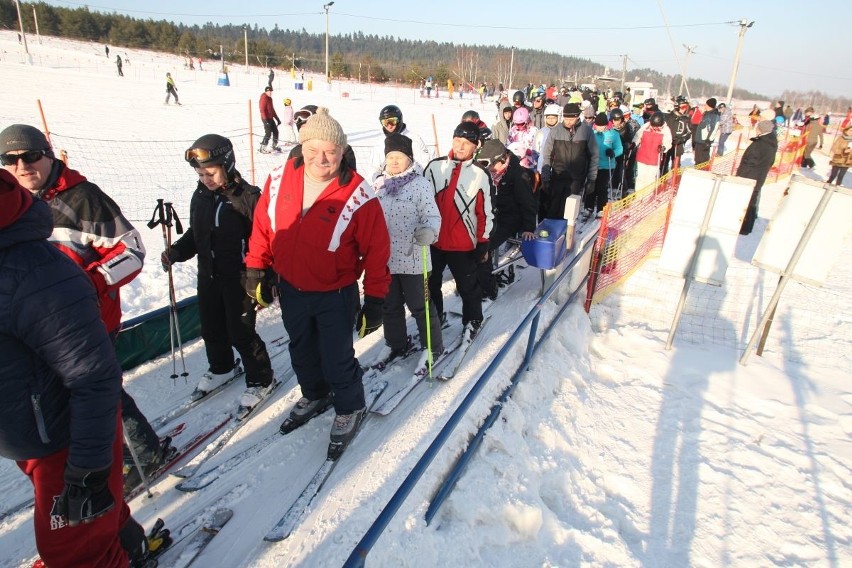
{"left": 0, "top": 169, "right": 33, "bottom": 229}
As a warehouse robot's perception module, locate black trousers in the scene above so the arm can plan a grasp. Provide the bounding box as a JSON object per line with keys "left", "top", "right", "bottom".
{"left": 428, "top": 247, "right": 483, "bottom": 325}
{"left": 197, "top": 275, "right": 273, "bottom": 387}
{"left": 693, "top": 142, "right": 711, "bottom": 166}
{"left": 278, "top": 280, "right": 365, "bottom": 414}
{"left": 261, "top": 119, "right": 279, "bottom": 146}
{"left": 383, "top": 273, "right": 443, "bottom": 353}
{"left": 586, "top": 169, "right": 614, "bottom": 212}
{"left": 546, "top": 175, "right": 584, "bottom": 219}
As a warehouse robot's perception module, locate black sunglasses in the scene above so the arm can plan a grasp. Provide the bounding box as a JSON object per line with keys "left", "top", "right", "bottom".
{"left": 0, "top": 150, "right": 48, "bottom": 166}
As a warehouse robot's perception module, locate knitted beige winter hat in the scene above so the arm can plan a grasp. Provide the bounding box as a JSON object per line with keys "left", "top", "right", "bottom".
{"left": 298, "top": 106, "right": 347, "bottom": 147}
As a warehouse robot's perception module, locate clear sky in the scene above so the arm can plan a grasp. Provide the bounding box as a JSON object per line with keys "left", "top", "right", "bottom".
{"left": 41, "top": 0, "right": 850, "bottom": 98}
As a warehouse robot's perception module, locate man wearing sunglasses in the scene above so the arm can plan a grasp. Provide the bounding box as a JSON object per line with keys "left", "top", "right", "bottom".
{"left": 0, "top": 125, "right": 164, "bottom": 563}
{"left": 368, "top": 105, "right": 432, "bottom": 182}
{"left": 424, "top": 122, "right": 493, "bottom": 343}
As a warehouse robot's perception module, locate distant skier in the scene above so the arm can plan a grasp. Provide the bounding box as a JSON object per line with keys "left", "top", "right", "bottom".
{"left": 258, "top": 86, "right": 281, "bottom": 153}
{"left": 115, "top": 54, "right": 123, "bottom": 77}
{"left": 165, "top": 72, "right": 180, "bottom": 105}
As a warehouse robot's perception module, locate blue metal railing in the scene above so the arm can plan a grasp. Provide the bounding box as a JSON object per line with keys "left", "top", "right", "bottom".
{"left": 343, "top": 234, "right": 597, "bottom": 567}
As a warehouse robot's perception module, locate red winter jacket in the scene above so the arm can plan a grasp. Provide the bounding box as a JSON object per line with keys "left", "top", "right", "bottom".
{"left": 259, "top": 93, "right": 279, "bottom": 122}
{"left": 39, "top": 163, "right": 144, "bottom": 333}
{"left": 246, "top": 158, "right": 390, "bottom": 298}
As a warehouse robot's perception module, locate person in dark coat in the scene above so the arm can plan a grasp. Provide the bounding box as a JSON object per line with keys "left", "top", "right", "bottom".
{"left": 0, "top": 170, "right": 154, "bottom": 567}
{"left": 737, "top": 120, "right": 778, "bottom": 235}
{"left": 0, "top": 124, "right": 166, "bottom": 498}
{"left": 163, "top": 134, "right": 276, "bottom": 411}
{"left": 476, "top": 139, "right": 536, "bottom": 298}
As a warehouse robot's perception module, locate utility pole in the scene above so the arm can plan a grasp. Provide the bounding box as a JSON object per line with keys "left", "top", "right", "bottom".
{"left": 620, "top": 54, "right": 627, "bottom": 93}
{"left": 324, "top": 2, "right": 335, "bottom": 83}
{"left": 679, "top": 44, "right": 697, "bottom": 97}
{"left": 725, "top": 19, "right": 754, "bottom": 105}
{"left": 14, "top": 0, "right": 31, "bottom": 64}
{"left": 509, "top": 46, "right": 514, "bottom": 91}
{"left": 243, "top": 26, "right": 248, "bottom": 69}
{"left": 32, "top": 6, "right": 41, "bottom": 44}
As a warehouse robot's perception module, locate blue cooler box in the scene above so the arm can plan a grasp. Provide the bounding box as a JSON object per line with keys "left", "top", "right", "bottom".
{"left": 521, "top": 219, "right": 569, "bottom": 269}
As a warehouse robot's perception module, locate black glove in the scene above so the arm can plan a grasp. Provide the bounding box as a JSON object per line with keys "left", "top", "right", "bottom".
{"left": 160, "top": 249, "right": 180, "bottom": 272}
{"left": 585, "top": 178, "right": 596, "bottom": 197}
{"left": 275, "top": 117, "right": 281, "bottom": 125}
{"left": 355, "top": 296, "right": 383, "bottom": 338}
{"left": 244, "top": 268, "right": 276, "bottom": 308}
{"left": 475, "top": 241, "right": 490, "bottom": 263}
{"left": 54, "top": 463, "right": 114, "bottom": 527}
{"left": 605, "top": 148, "right": 615, "bottom": 158}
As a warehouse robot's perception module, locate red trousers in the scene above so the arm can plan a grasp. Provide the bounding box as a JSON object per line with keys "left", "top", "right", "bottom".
{"left": 18, "top": 410, "right": 131, "bottom": 568}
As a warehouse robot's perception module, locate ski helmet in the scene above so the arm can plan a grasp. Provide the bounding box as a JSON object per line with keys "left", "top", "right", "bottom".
{"left": 544, "top": 104, "right": 562, "bottom": 117}
{"left": 512, "top": 107, "right": 530, "bottom": 125}
{"left": 610, "top": 108, "right": 624, "bottom": 121}
{"left": 650, "top": 111, "right": 665, "bottom": 127}
{"left": 512, "top": 90, "right": 526, "bottom": 106}
{"left": 379, "top": 104, "right": 403, "bottom": 123}
{"left": 185, "top": 134, "right": 236, "bottom": 180}
{"left": 294, "top": 105, "right": 318, "bottom": 130}
{"left": 283, "top": 98, "right": 292, "bottom": 105}
{"left": 461, "top": 110, "right": 481, "bottom": 122}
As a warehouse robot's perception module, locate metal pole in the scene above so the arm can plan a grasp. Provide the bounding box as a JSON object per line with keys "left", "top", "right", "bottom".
{"left": 220, "top": 44, "right": 224, "bottom": 73}
{"left": 244, "top": 27, "right": 248, "bottom": 69}
{"left": 324, "top": 2, "right": 335, "bottom": 83}
{"left": 14, "top": 0, "right": 31, "bottom": 64}
{"left": 620, "top": 54, "right": 627, "bottom": 93}
{"left": 740, "top": 182, "right": 835, "bottom": 365}
{"left": 666, "top": 175, "right": 723, "bottom": 350}
{"left": 508, "top": 46, "right": 514, "bottom": 91}
{"left": 679, "top": 44, "right": 696, "bottom": 96}
{"left": 725, "top": 20, "right": 754, "bottom": 105}
{"left": 32, "top": 6, "right": 41, "bottom": 44}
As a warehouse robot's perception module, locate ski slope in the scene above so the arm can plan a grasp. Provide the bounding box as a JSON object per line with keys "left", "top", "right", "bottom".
{"left": 1, "top": 31, "right": 850, "bottom": 568}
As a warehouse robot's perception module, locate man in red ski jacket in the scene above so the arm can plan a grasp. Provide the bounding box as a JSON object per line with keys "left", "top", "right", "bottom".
{"left": 259, "top": 85, "right": 281, "bottom": 153}
{"left": 424, "top": 121, "right": 493, "bottom": 342}
{"left": 245, "top": 107, "right": 390, "bottom": 446}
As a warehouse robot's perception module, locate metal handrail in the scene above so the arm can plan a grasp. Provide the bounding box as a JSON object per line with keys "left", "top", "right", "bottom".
{"left": 343, "top": 234, "right": 597, "bottom": 567}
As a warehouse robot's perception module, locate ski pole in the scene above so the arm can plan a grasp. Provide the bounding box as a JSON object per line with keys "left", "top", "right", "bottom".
{"left": 123, "top": 430, "right": 153, "bottom": 499}
{"left": 148, "top": 200, "right": 179, "bottom": 379}
{"left": 164, "top": 202, "right": 188, "bottom": 380}
{"left": 422, "top": 245, "right": 433, "bottom": 384}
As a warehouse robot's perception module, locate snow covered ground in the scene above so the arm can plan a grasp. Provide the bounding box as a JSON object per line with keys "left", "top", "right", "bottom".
{"left": 1, "top": 32, "right": 850, "bottom": 568}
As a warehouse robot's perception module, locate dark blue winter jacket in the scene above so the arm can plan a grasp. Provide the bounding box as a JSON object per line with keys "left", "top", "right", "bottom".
{"left": 0, "top": 199, "right": 122, "bottom": 470}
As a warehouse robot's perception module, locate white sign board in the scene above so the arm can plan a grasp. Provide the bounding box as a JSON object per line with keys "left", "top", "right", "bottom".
{"left": 752, "top": 175, "right": 852, "bottom": 286}
{"left": 658, "top": 169, "right": 755, "bottom": 285}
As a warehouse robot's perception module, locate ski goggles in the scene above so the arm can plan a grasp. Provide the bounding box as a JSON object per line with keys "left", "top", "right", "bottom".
{"left": 476, "top": 155, "right": 505, "bottom": 169}
{"left": 380, "top": 117, "right": 400, "bottom": 128}
{"left": 184, "top": 146, "right": 229, "bottom": 167}
{"left": 0, "top": 150, "right": 48, "bottom": 166}
{"left": 294, "top": 109, "right": 314, "bottom": 125}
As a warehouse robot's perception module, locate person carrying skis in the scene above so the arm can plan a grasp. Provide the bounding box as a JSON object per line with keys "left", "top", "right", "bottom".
{"left": 0, "top": 124, "right": 170, "bottom": 500}
{"left": 368, "top": 104, "right": 433, "bottom": 182}
{"left": 0, "top": 169, "right": 167, "bottom": 568}
{"left": 165, "top": 72, "right": 180, "bottom": 105}
{"left": 259, "top": 85, "right": 281, "bottom": 153}
{"left": 371, "top": 133, "right": 444, "bottom": 370}
{"left": 424, "top": 121, "right": 492, "bottom": 342}
{"left": 245, "top": 107, "right": 391, "bottom": 445}
{"left": 162, "top": 134, "right": 276, "bottom": 412}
